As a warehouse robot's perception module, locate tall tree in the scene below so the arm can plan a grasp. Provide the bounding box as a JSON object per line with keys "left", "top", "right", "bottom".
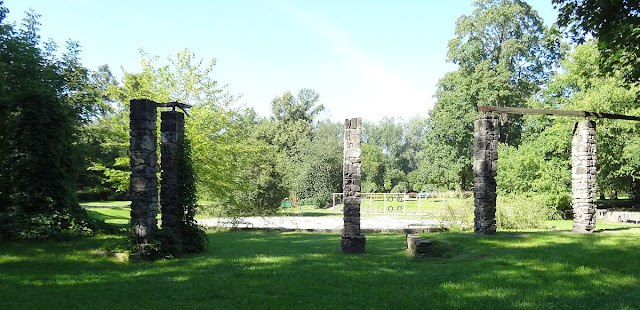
{"left": 421, "top": 0, "right": 561, "bottom": 190}
{"left": 0, "top": 5, "right": 97, "bottom": 239}
{"left": 554, "top": 0, "right": 640, "bottom": 82}
{"left": 293, "top": 121, "right": 343, "bottom": 206}
{"left": 256, "top": 89, "right": 325, "bottom": 197}
{"left": 271, "top": 89, "right": 324, "bottom": 124}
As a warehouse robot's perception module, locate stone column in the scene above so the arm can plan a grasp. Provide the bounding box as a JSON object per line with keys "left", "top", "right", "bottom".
{"left": 129, "top": 99, "right": 158, "bottom": 252}
{"left": 572, "top": 120, "right": 597, "bottom": 233}
{"left": 160, "top": 111, "right": 184, "bottom": 237}
{"left": 341, "top": 117, "right": 366, "bottom": 253}
{"left": 473, "top": 115, "right": 499, "bottom": 235}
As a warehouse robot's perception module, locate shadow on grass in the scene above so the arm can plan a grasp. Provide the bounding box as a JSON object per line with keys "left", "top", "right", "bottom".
{"left": 1, "top": 229, "right": 639, "bottom": 309}
{"left": 595, "top": 227, "right": 637, "bottom": 233}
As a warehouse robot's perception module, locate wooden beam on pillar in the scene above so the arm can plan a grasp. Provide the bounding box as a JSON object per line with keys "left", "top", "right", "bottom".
{"left": 478, "top": 106, "right": 640, "bottom": 121}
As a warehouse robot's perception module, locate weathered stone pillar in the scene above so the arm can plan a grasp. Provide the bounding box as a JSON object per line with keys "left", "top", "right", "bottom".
{"left": 342, "top": 117, "right": 366, "bottom": 253}
{"left": 129, "top": 99, "right": 158, "bottom": 252}
{"left": 572, "top": 120, "right": 597, "bottom": 233}
{"left": 473, "top": 115, "right": 499, "bottom": 235}
{"left": 160, "top": 111, "right": 184, "bottom": 237}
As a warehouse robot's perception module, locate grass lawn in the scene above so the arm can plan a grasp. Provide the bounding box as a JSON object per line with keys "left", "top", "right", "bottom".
{"left": 80, "top": 200, "right": 131, "bottom": 207}
{"left": 1, "top": 221, "right": 640, "bottom": 309}
{"left": 85, "top": 207, "right": 132, "bottom": 225}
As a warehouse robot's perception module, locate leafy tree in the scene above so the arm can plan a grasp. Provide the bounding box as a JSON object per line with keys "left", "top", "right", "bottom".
{"left": 554, "top": 0, "right": 640, "bottom": 82}
{"left": 271, "top": 89, "right": 324, "bottom": 124}
{"left": 543, "top": 42, "right": 640, "bottom": 201}
{"left": 293, "top": 121, "right": 343, "bottom": 207}
{"left": 0, "top": 5, "right": 100, "bottom": 239}
{"left": 361, "top": 143, "right": 385, "bottom": 192}
{"left": 501, "top": 42, "right": 640, "bottom": 211}
{"left": 255, "top": 89, "right": 325, "bottom": 198}
{"left": 361, "top": 117, "right": 427, "bottom": 192}
{"left": 421, "top": 0, "right": 561, "bottom": 190}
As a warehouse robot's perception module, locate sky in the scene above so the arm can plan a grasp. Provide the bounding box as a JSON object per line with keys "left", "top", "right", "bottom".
{"left": 4, "top": 0, "right": 560, "bottom": 122}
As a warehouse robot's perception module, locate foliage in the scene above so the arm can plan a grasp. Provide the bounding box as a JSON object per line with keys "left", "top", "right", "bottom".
{"left": 361, "top": 117, "right": 427, "bottom": 192}
{"left": 361, "top": 143, "right": 385, "bottom": 192}
{"left": 554, "top": 0, "right": 640, "bottom": 82}
{"left": 225, "top": 140, "right": 288, "bottom": 216}
{"left": 87, "top": 157, "right": 130, "bottom": 198}
{"left": 175, "top": 135, "right": 207, "bottom": 253}
{"left": 438, "top": 198, "right": 475, "bottom": 231}
{"left": 496, "top": 194, "right": 562, "bottom": 229}
{"left": 438, "top": 194, "right": 561, "bottom": 231}
{"left": 530, "top": 42, "right": 640, "bottom": 202}
{"left": 116, "top": 49, "right": 286, "bottom": 217}
{"left": 271, "top": 89, "right": 324, "bottom": 124}
{"left": 293, "top": 121, "right": 342, "bottom": 207}
{"left": 0, "top": 4, "right": 103, "bottom": 240}
{"left": 422, "top": 0, "right": 561, "bottom": 190}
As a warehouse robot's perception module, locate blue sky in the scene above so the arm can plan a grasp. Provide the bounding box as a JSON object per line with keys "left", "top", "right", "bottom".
{"left": 5, "top": 0, "right": 559, "bottom": 122}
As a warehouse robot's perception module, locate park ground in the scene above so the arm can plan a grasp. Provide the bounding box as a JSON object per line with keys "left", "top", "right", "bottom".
{"left": 1, "top": 207, "right": 639, "bottom": 309}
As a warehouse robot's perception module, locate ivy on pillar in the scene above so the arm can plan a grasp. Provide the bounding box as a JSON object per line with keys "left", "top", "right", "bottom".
{"left": 160, "top": 111, "right": 185, "bottom": 238}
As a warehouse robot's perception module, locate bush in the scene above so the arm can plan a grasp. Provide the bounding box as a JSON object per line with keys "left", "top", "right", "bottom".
{"left": 437, "top": 193, "right": 562, "bottom": 231}
{"left": 497, "top": 194, "right": 561, "bottom": 230}
{"left": 438, "top": 198, "right": 475, "bottom": 231}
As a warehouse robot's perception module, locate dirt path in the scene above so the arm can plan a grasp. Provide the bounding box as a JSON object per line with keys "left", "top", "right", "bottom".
{"left": 197, "top": 215, "right": 442, "bottom": 232}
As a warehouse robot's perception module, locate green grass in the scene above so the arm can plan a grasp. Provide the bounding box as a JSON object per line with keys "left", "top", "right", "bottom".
{"left": 1, "top": 224, "right": 639, "bottom": 309}
{"left": 85, "top": 207, "right": 131, "bottom": 225}
{"left": 80, "top": 200, "right": 131, "bottom": 207}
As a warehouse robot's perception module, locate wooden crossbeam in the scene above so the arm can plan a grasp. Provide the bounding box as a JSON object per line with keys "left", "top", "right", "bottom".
{"left": 478, "top": 106, "right": 640, "bottom": 121}
{"left": 157, "top": 101, "right": 192, "bottom": 116}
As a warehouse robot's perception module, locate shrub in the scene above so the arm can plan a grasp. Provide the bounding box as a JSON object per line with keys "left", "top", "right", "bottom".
{"left": 438, "top": 198, "right": 474, "bottom": 231}
{"left": 497, "top": 194, "right": 561, "bottom": 230}
{"left": 437, "top": 193, "right": 562, "bottom": 231}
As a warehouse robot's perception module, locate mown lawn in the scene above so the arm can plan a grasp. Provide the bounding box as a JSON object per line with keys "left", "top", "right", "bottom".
{"left": 1, "top": 223, "right": 639, "bottom": 309}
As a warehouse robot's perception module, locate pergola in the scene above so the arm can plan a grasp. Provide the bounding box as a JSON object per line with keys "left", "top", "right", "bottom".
{"left": 473, "top": 106, "right": 640, "bottom": 235}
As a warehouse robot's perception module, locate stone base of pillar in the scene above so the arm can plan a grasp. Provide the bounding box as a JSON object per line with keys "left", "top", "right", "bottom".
{"left": 341, "top": 234, "right": 366, "bottom": 254}
{"left": 572, "top": 223, "right": 595, "bottom": 234}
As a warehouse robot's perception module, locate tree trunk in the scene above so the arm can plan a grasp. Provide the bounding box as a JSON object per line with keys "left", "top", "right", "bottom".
{"left": 632, "top": 180, "right": 640, "bottom": 209}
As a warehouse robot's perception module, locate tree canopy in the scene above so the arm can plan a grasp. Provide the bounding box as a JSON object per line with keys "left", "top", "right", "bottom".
{"left": 554, "top": 0, "right": 640, "bottom": 81}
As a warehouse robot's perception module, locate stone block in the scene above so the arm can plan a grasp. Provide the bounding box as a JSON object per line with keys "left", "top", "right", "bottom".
{"left": 130, "top": 135, "right": 157, "bottom": 151}
{"left": 341, "top": 234, "right": 366, "bottom": 254}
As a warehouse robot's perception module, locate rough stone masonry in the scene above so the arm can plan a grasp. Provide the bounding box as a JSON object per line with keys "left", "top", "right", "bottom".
{"left": 129, "top": 99, "right": 159, "bottom": 251}
{"left": 473, "top": 114, "right": 499, "bottom": 235}
{"left": 341, "top": 117, "right": 366, "bottom": 253}
{"left": 160, "top": 111, "right": 185, "bottom": 238}
{"left": 572, "top": 120, "right": 597, "bottom": 233}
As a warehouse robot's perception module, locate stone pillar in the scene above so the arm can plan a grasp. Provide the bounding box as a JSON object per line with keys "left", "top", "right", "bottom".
{"left": 160, "top": 111, "right": 184, "bottom": 237}
{"left": 473, "top": 115, "right": 499, "bottom": 235}
{"left": 129, "top": 99, "right": 158, "bottom": 252}
{"left": 572, "top": 120, "right": 597, "bottom": 233}
{"left": 341, "top": 117, "right": 366, "bottom": 253}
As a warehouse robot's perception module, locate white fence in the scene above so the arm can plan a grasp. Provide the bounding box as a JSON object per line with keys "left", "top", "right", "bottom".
{"left": 331, "top": 192, "right": 448, "bottom": 215}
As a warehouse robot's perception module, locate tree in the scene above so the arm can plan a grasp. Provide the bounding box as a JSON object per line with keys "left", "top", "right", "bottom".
{"left": 271, "top": 89, "right": 324, "bottom": 124}
{"left": 421, "top": 0, "right": 561, "bottom": 190}
{"left": 361, "top": 143, "right": 385, "bottom": 192}
{"left": 541, "top": 42, "right": 640, "bottom": 202}
{"left": 554, "top": 0, "right": 640, "bottom": 82}
{"left": 255, "top": 89, "right": 325, "bottom": 198}
{"left": 293, "top": 121, "right": 343, "bottom": 207}
{"left": 0, "top": 5, "right": 100, "bottom": 239}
